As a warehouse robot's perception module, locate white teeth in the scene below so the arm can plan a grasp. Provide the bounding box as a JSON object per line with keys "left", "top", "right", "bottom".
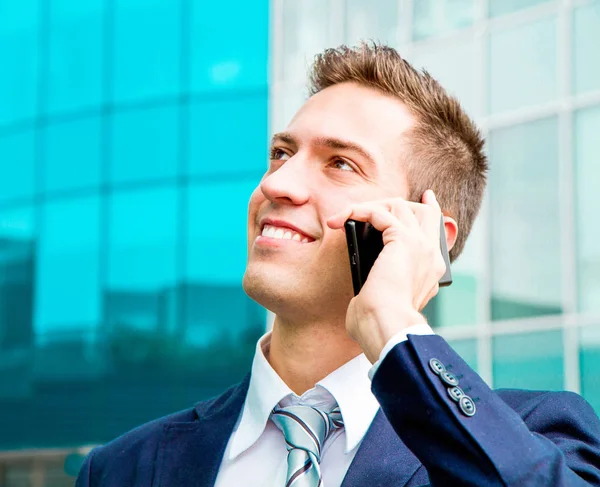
{"left": 261, "top": 224, "right": 311, "bottom": 242}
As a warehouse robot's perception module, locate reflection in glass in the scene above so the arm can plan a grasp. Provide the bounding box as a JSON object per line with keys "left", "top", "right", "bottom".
{"left": 0, "top": 206, "right": 35, "bottom": 401}
{"left": 489, "top": 16, "right": 557, "bottom": 114}
{"left": 575, "top": 105, "right": 600, "bottom": 313}
{"left": 493, "top": 330, "right": 563, "bottom": 390}
{"left": 580, "top": 325, "right": 600, "bottom": 414}
{"left": 36, "top": 196, "right": 101, "bottom": 336}
{"left": 0, "top": 130, "right": 36, "bottom": 204}
{"left": 572, "top": 2, "right": 600, "bottom": 95}
{"left": 113, "top": 0, "right": 181, "bottom": 103}
{"left": 44, "top": 116, "right": 102, "bottom": 193}
{"left": 47, "top": 0, "right": 104, "bottom": 114}
{"left": 345, "top": 0, "right": 398, "bottom": 45}
{"left": 191, "top": 0, "right": 268, "bottom": 92}
{"left": 189, "top": 95, "right": 267, "bottom": 177}
{"left": 0, "top": 0, "right": 40, "bottom": 125}
{"left": 187, "top": 179, "right": 257, "bottom": 285}
{"left": 412, "top": 0, "right": 475, "bottom": 41}
{"left": 489, "top": 117, "right": 561, "bottom": 320}
{"left": 110, "top": 104, "right": 179, "bottom": 185}
{"left": 411, "top": 38, "right": 479, "bottom": 118}
{"left": 34, "top": 196, "right": 104, "bottom": 382}
{"left": 489, "top": 0, "right": 552, "bottom": 18}
{"left": 427, "top": 273, "right": 479, "bottom": 328}
{"left": 281, "top": 0, "right": 342, "bottom": 85}
{"left": 107, "top": 186, "right": 178, "bottom": 336}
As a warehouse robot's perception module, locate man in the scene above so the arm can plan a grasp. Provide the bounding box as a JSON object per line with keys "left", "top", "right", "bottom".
{"left": 76, "top": 44, "right": 600, "bottom": 486}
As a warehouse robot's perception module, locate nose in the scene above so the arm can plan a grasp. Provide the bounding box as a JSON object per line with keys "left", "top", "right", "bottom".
{"left": 260, "top": 155, "right": 311, "bottom": 206}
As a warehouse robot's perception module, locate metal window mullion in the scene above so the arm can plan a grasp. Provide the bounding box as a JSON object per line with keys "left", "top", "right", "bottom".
{"left": 475, "top": 0, "right": 494, "bottom": 387}
{"left": 558, "top": 0, "right": 581, "bottom": 393}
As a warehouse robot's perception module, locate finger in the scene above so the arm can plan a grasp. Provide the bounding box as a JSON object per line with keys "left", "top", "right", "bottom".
{"left": 328, "top": 203, "right": 399, "bottom": 233}
{"left": 410, "top": 191, "right": 442, "bottom": 240}
{"left": 387, "top": 199, "right": 420, "bottom": 230}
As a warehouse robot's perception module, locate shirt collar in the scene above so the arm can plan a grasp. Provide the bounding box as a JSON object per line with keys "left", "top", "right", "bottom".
{"left": 228, "top": 332, "right": 380, "bottom": 459}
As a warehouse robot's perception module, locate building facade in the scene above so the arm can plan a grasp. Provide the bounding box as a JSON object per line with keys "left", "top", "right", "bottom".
{"left": 0, "top": 0, "right": 268, "bottom": 482}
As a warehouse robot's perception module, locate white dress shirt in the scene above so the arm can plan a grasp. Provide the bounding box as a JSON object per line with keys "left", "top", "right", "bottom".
{"left": 213, "top": 324, "right": 433, "bottom": 487}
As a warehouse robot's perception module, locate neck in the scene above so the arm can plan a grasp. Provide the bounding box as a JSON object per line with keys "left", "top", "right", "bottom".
{"left": 267, "top": 315, "right": 363, "bottom": 395}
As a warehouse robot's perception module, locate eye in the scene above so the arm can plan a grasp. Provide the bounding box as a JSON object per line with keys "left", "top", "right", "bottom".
{"left": 330, "top": 158, "right": 355, "bottom": 172}
{"left": 270, "top": 147, "right": 291, "bottom": 161}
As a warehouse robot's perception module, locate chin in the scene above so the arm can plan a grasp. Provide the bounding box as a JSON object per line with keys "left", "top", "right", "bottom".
{"left": 242, "top": 266, "right": 294, "bottom": 313}
{"left": 242, "top": 264, "right": 352, "bottom": 321}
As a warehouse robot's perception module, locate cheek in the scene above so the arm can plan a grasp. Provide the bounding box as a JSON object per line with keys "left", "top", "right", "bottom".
{"left": 248, "top": 187, "right": 265, "bottom": 218}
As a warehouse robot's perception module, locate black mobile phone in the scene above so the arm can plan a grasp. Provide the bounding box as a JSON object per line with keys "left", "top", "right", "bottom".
{"left": 344, "top": 215, "right": 452, "bottom": 296}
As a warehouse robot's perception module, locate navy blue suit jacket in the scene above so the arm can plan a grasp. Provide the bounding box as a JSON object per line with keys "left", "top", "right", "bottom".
{"left": 76, "top": 335, "right": 600, "bottom": 486}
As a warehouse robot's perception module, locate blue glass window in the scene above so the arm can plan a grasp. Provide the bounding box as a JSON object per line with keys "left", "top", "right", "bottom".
{"left": 0, "top": 0, "right": 40, "bottom": 125}
{"left": 185, "top": 179, "right": 265, "bottom": 348}
{"left": 489, "top": 0, "right": 552, "bottom": 18}
{"left": 33, "top": 195, "right": 103, "bottom": 382}
{"left": 35, "top": 195, "right": 101, "bottom": 338}
{"left": 187, "top": 179, "right": 256, "bottom": 284}
{"left": 43, "top": 116, "right": 103, "bottom": 193}
{"left": 46, "top": 0, "right": 105, "bottom": 115}
{"left": 489, "top": 16, "right": 557, "bottom": 114}
{"left": 0, "top": 130, "right": 36, "bottom": 204}
{"left": 581, "top": 324, "right": 600, "bottom": 414}
{"left": 412, "top": 0, "right": 475, "bottom": 41}
{"left": 107, "top": 186, "right": 178, "bottom": 333}
{"left": 489, "top": 117, "right": 561, "bottom": 320}
{"left": 110, "top": 103, "right": 179, "bottom": 185}
{"left": 112, "top": 0, "right": 181, "bottom": 103}
{"left": 575, "top": 105, "right": 600, "bottom": 313}
{"left": 191, "top": 1, "right": 268, "bottom": 92}
{"left": 0, "top": 205, "right": 35, "bottom": 400}
{"left": 573, "top": 2, "right": 600, "bottom": 95}
{"left": 189, "top": 96, "right": 267, "bottom": 177}
{"left": 493, "top": 331, "right": 564, "bottom": 390}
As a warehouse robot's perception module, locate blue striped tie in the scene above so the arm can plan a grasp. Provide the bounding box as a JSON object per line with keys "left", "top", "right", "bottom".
{"left": 270, "top": 405, "right": 344, "bottom": 487}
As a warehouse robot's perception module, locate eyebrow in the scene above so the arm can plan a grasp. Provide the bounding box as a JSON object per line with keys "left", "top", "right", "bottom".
{"left": 271, "top": 132, "right": 376, "bottom": 166}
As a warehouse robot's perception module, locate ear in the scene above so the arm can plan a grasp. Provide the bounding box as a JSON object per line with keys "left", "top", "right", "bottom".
{"left": 442, "top": 214, "right": 458, "bottom": 252}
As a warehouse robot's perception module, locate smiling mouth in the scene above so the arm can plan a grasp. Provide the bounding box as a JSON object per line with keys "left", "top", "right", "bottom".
{"left": 261, "top": 224, "right": 313, "bottom": 243}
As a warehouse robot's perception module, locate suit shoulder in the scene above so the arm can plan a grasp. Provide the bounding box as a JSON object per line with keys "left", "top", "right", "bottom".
{"left": 497, "top": 388, "right": 600, "bottom": 429}
{"left": 92, "top": 380, "right": 245, "bottom": 462}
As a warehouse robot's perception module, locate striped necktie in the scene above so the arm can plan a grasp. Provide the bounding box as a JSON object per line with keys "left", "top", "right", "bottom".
{"left": 270, "top": 404, "right": 344, "bottom": 487}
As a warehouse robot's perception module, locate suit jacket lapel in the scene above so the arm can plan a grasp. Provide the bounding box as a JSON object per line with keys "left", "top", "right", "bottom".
{"left": 341, "top": 410, "right": 423, "bottom": 487}
{"left": 152, "top": 374, "right": 250, "bottom": 487}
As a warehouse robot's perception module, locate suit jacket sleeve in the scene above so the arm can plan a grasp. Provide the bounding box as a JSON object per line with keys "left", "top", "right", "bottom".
{"left": 75, "top": 448, "right": 96, "bottom": 487}
{"left": 371, "top": 334, "right": 600, "bottom": 486}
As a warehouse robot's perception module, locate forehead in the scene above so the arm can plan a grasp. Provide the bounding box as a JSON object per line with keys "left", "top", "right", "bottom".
{"left": 286, "top": 82, "right": 415, "bottom": 156}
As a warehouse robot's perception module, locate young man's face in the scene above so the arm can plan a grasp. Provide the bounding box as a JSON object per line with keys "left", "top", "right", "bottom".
{"left": 243, "top": 82, "right": 416, "bottom": 322}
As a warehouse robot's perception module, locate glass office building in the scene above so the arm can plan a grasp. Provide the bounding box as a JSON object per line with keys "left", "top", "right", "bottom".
{"left": 1, "top": 0, "right": 600, "bottom": 484}
{"left": 271, "top": 0, "right": 600, "bottom": 413}
{"left": 0, "top": 0, "right": 268, "bottom": 482}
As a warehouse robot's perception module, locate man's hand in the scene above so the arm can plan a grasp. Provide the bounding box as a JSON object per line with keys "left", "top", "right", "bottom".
{"left": 327, "top": 190, "right": 448, "bottom": 364}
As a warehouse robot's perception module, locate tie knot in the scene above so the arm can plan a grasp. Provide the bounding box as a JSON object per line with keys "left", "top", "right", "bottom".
{"left": 270, "top": 404, "right": 344, "bottom": 462}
